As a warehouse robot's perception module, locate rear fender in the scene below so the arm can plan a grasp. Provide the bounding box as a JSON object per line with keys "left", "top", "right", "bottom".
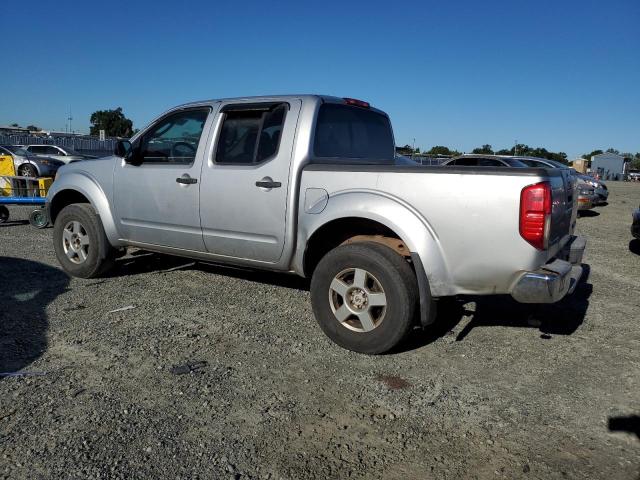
{"left": 295, "top": 189, "right": 454, "bottom": 297}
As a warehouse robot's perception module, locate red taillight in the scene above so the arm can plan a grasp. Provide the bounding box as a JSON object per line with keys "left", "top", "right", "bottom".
{"left": 519, "top": 182, "right": 552, "bottom": 250}
{"left": 343, "top": 97, "right": 370, "bottom": 108}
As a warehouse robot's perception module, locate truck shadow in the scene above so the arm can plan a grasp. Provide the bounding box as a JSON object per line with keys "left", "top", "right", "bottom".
{"left": 400, "top": 264, "right": 592, "bottom": 352}
{"left": 609, "top": 415, "right": 640, "bottom": 439}
{"left": 0, "top": 257, "right": 69, "bottom": 377}
{"left": 578, "top": 210, "right": 600, "bottom": 218}
{"left": 110, "top": 251, "right": 310, "bottom": 291}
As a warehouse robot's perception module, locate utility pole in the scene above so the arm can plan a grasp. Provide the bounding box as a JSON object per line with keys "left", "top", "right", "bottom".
{"left": 67, "top": 107, "right": 73, "bottom": 134}
{"left": 412, "top": 138, "right": 416, "bottom": 158}
{"left": 514, "top": 140, "right": 518, "bottom": 156}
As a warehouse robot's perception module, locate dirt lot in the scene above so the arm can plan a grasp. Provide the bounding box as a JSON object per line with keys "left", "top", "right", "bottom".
{"left": 1, "top": 182, "right": 639, "bottom": 479}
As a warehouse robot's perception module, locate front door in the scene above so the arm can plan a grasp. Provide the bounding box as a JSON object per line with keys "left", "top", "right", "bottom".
{"left": 199, "top": 100, "right": 301, "bottom": 263}
{"left": 113, "top": 106, "right": 215, "bottom": 251}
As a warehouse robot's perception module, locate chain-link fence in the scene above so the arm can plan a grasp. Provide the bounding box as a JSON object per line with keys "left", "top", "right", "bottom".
{"left": 0, "top": 135, "right": 116, "bottom": 158}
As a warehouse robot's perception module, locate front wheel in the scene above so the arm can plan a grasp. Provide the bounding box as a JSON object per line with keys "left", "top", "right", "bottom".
{"left": 53, "top": 203, "right": 116, "bottom": 278}
{"left": 310, "top": 242, "right": 418, "bottom": 354}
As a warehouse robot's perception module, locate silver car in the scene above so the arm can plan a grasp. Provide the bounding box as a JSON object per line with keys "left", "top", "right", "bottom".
{"left": 25, "top": 144, "right": 96, "bottom": 164}
{"left": 517, "top": 157, "right": 608, "bottom": 205}
{"left": 0, "top": 145, "right": 64, "bottom": 177}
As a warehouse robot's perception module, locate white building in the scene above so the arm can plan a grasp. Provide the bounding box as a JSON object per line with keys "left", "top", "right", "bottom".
{"left": 591, "top": 152, "right": 628, "bottom": 180}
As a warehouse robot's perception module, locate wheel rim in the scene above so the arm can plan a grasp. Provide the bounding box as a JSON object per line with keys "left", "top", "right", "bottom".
{"left": 20, "top": 166, "right": 35, "bottom": 177}
{"left": 62, "top": 220, "right": 90, "bottom": 264}
{"left": 328, "top": 268, "right": 387, "bottom": 332}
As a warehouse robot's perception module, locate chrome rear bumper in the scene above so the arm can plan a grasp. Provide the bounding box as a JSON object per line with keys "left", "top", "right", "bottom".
{"left": 511, "top": 235, "right": 586, "bottom": 304}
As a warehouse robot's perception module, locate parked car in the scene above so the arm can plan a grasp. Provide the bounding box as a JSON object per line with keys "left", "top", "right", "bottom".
{"left": 517, "top": 157, "right": 608, "bottom": 205}
{"left": 442, "top": 155, "right": 529, "bottom": 167}
{"left": 576, "top": 185, "right": 596, "bottom": 212}
{"left": 0, "top": 145, "right": 64, "bottom": 177}
{"left": 47, "top": 95, "right": 585, "bottom": 354}
{"left": 632, "top": 205, "right": 640, "bottom": 239}
{"left": 24, "top": 144, "right": 96, "bottom": 164}
{"left": 452, "top": 155, "right": 595, "bottom": 212}
{"left": 394, "top": 154, "right": 419, "bottom": 166}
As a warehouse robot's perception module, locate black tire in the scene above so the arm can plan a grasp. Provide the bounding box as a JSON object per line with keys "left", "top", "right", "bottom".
{"left": 0, "top": 205, "right": 9, "bottom": 223}
{"left": 18, "top": 163, "right": 38, "bottom": 177}
{"left": 53, "top": 203, "right": 116, "bottom": 278}
{"left": 310, "top": 242, "right": 418, "bottom": 354}
{"left": 29, "top": 209, "right": 49, "bottom": 229}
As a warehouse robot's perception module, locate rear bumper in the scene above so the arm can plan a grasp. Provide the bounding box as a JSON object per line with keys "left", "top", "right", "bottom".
{"left": 577, "top": 195, "right": 594, "bottom": 210}
{"left": 511, "top": 235, "right": 586, "bottom": 304}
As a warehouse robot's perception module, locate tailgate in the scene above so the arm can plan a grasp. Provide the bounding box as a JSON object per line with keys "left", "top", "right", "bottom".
{"left": 548, "top": 168, "right": 577, "bottom": 253}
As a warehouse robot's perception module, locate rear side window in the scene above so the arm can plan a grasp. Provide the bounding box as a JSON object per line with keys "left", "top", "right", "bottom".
{"left": 215, "top": 104, "right": 287, "bottom": 165}
{"left": 449, "top": 157, "right": 505, "bottom": 167}
{"left": 29, "top": 145, "right": 48, "bottom": 154}
{"left": 451, "top": 158, "right": 478, "bottom": 166}
{"left": 313, "top": 104, "right": 394, "bottom": 162}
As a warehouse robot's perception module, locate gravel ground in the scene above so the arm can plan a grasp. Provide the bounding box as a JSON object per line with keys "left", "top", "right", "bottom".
{"left": 1, "top": 182, "right": 639, "bottom": 479}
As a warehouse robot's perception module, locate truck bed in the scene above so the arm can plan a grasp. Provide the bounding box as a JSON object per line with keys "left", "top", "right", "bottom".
{"left": 299, "top": 164, "right": 575, "bottom": 297}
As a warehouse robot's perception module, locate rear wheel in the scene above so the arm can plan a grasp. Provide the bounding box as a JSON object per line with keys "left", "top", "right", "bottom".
{"left": 310, "top": 242, "right": 418, "bottom": 354}
{"left": 18, "top": 164, "right": 38, "bottom": 177}
{"left": 53, "top": 203, "right": 116, "bottom": 278}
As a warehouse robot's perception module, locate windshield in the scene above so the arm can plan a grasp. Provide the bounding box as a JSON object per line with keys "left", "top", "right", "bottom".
{"left": 545, "top": 159, "right": 569, "bottom": 168}
{"left": 60, "top": 146, "right": 81, "bottom": 156}
{"left": 3, "top": 145, "right": 29, "bottom": 156}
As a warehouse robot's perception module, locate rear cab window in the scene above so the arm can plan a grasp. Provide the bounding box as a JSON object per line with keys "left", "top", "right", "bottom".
{"left": 312, "top": 103, "right": 395, "bottom": 164}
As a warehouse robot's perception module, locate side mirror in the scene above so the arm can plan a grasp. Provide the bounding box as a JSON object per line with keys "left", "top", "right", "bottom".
{"left": 115, "top": 140, "right": 131, "bottom": 158}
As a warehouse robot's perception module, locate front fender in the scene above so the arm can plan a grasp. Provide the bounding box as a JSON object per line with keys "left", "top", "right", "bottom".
{"left": 295, "top": 189, "right": 454, "bottom": 297}
{"left": 48, "top": 171, "right": 122, "bottom": 247}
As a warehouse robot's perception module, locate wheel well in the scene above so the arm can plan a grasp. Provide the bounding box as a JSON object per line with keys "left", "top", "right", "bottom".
{"left": 49, "top": 190, "right": 90, "bottom": 224}
{"left": 303, "top": 217, "right": 410, "bottom": 277}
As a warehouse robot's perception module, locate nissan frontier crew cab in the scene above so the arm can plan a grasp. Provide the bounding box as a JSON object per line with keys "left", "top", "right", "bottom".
{"left": 47, "top": 95, "right": 586, "bottom": 354}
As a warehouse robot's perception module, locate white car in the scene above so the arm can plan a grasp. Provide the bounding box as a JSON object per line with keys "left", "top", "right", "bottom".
{"left": 24, "top": 145, "right": 96, "bottom": 164}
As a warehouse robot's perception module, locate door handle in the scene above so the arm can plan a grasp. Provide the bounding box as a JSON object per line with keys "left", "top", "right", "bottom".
{"left": 255, "top": 180, "right": 281, "bottom": 188}
{"left": 176, "top": 176, "right": 197, "bottom": 185}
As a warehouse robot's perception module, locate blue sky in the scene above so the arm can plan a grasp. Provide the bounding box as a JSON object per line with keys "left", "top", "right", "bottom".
{"left": 1, "top": 0, "right": 638, "bottom": 158}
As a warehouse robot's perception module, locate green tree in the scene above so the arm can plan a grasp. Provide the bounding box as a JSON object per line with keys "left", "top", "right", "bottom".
{"left": 472, "top": 144, "right": 493, "bottom": 154}
{"left": 427, "top": 145, "right": 456, "bottom": 156}
{"left": 606, "top": 148, "right": 620, "bottom": 154}
{"left": 582, "top": 149, "right": 603, "bottom": 160}
{"left": 26, "top": 125, "right": 40, "bottom": 131}
{"left": 89, "top": 107, "right": 134, "bottom": 137}
{"left": 10, "top": 123, "right": 19, "bottom": 127}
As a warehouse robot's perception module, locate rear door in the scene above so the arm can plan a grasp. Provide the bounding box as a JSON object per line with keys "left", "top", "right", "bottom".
{"left": 199, "top": 100, "right": 301, "bottom": 263}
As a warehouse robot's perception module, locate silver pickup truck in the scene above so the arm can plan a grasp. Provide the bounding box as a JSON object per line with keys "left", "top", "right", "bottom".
{"left": 47, "top": 95, "right": 586, "bottom": 353}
